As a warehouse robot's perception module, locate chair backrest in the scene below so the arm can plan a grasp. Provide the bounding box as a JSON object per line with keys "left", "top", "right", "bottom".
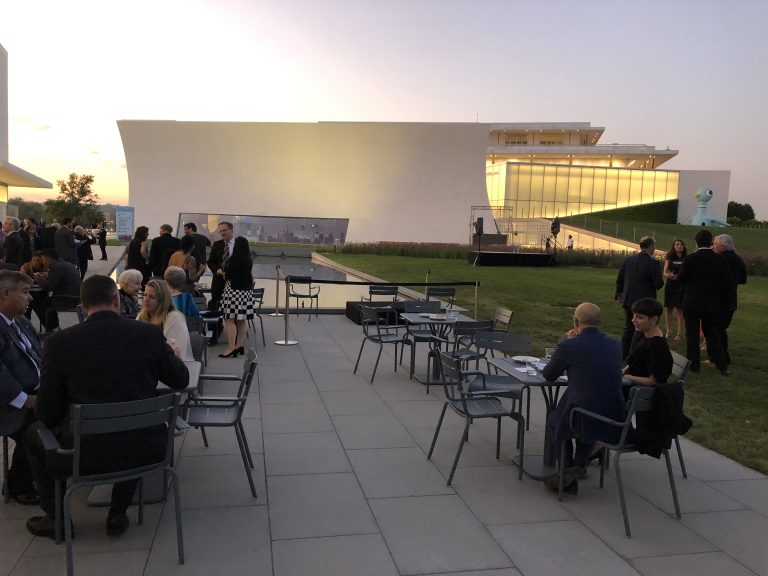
{"left": 670, "top": 350, "right": 690, "bottom": 382}
{"left": 426, "top": 287, "right": 456, "bottom": 308}
{"left": 452, "top": 320, "right": 495, "bottom": 349}
{"left": 438, "top": 352, "right": 467, "bottom": 404}
{"left": 367, "top": 285, "right": 399, "bottom": 301}
{"left": 360, "top": 305, "right": 397, "bottom": 337}
{"left": 616, "top": 385, "right": 656, "bottom": 446}
{"left": 494, "top": 307, "right": 514, "bottom": 330}
{"left": 69, "top": 393, "right": 180, "bottom": 481}
{"left": 474, "top": 330, "right": 532, "bottom": 355}
{"left": 404, "top": 300, "right": 441, "bottom": 313}
{"left": 189, "top": 332, "right": 205, "bottom": 362}
{"left": 185, "top": 314, "right": 203, "bottom": 334}
{"left": 236, "top": 348, "right": 259, "bottom": 399}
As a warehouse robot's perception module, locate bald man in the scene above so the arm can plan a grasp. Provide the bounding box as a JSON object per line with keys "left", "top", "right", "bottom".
{"left": 541, "top": 303, "right": 625, "bottom": 495}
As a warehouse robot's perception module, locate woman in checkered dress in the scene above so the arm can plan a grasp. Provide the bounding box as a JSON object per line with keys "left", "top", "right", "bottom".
{"left": 219, "top": 236, "right": 254, "bottom": 357}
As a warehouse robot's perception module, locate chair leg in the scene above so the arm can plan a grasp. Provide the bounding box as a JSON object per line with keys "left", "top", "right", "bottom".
{"left": 2, "top": 436, "right": 9, "bottom": 503}
{"left": 599, "top": 447, "right": 607, "bottom": 488}
{"left": 138, "top": 477, "right": 145, "bottom": 525}
{"left": 236, "top": 422, "right": 255, "bottom": 468}
{"left": 234, "top": 423, "right": 255, "bottom": 469}
{"left": 674, "top": 435, "right": 688, "bottom": 479}
{"left": 234, "top": 425, "right": 258, "bottom": 498}
{"left": 427, "top": 403, "right": 448, "bottom": 460}
{"left": 168, "top": 468, "right": 185, "bottom": 564}
{"left": 447, "top": 419, "right": 471, "bottom": 486}
{"left": 371, "top": 344, "right": 383, "bottom": 383}
{"left": 663, "top": 449, "right": 682, "bottom": 519}
{"left": 55, "top": 477, "right": 63, "bottom": 543}
{"left": 353, "top": 338, "right": 366, "bottom": 374}
{"left": 258, "top": 316, "right": 266, "bottom": 347}
{"left": 614, "top": 451, "right": 632, "bottom": 538}
{"left": 525, "top": 386, "right": 531, "bottom": 431}
{"left": 495, "top": 417, "right": 501, "bottom": 460}
{"left": 558, "top": 441, "right": 567, "bottom": 501}
{"left": 63, "top": 485, "right": 76, "bottom": 576}
{"left": 200, "top": 426, "right": 209, "bottom": 447}
{"left": 516, "top": 416, "right": 525, "bottom": 480}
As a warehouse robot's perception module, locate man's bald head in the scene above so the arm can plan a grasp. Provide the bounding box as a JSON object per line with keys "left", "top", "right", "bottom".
{"left": 574, "top": 302, "right": 602, "bottom": 329}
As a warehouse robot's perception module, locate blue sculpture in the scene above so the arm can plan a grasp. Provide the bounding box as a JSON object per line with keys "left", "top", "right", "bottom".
{"left": 689, "top": 187, "right": 730, "bottom": 227}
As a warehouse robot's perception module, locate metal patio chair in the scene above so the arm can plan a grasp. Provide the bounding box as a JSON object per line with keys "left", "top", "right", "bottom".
{"left": 354, "top": 305, "right": 402, "bottom": 383}
{"left": 288, "top": 276, "right": 320, "bottom": 320}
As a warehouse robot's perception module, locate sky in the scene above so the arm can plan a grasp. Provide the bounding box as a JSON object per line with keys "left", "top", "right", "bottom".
{"left": 2, "top": 0, "right": 767, "bottom": 217}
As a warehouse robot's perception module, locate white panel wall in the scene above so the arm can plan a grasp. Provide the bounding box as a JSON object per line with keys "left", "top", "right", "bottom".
{"left": 119, "top": 121, "right": 491, "bottom": 243}
{"left": 677, "top": 170, "right": 731, "bottom": 224}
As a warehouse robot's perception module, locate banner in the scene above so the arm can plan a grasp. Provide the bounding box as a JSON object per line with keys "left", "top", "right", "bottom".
{"left": 115, "top": 206, "right": 135, "bottom": 241}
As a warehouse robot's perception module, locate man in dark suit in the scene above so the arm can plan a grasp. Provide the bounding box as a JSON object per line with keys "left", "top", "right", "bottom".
{"left": 542, "top": 303, "right": 625, "bottom": 495}
{"left": 712, "top": 234, "right": 747, "bottom": 366}
{"left": 0, "top": 246, "right": 19, "bottom": 271}
{"left": 2, "top": 216, "right": 25, "bottom": 266}
{"left": 54, "top": 218, "right": 78, "bottom": 265}
{"left": 615, "top": 236, "right": 664, "bottom": 358}
{"left": 0, "top": 271, "right": 42, "bottom": 505}
{"left": 31, "top": 249, "right": 82, "bottom": 331}
{"left": 24, "top": 275, "right": 189, "bottom": 539}
{"left": 679, "top": 229, "right": 730, "bottom": 374}
{"left": 148, "top": 224, "right": 181, "bottom": 277}
{"left": 183, "top": 222, "right": 211, "bottom": 270}
{"left": 206, "top": 221, "right": 235, "bottom": 307}
{"left": 97, "top": 223, "right": 108, "bottom": 260}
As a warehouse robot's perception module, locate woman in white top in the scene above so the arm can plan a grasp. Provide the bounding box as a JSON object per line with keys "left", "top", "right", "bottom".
{"left": 136, "top": 279, "right": 194, "bottom": 361}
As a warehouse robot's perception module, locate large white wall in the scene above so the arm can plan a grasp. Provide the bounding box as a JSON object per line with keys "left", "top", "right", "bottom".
{"left": 119, "top": 121, "right": 490, "bottom": 243}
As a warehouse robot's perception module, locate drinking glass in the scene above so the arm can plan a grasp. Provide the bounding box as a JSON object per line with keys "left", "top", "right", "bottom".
{"left": 545, "top": 347, "right": 555, "bottom": 362}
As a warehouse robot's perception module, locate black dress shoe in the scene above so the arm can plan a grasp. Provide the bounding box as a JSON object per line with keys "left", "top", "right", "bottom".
{"left": 11, "top": 492, "right": 40, "bottom": 506}
{"left": 106, "top": 512, "right": 130, "bottom": 537}
{"left": 544, "top": 472, "right": 578, "bottom": 495}
{"left": 566, "top": 465, "right": 588, "bottom": 480}
{"left": 26, "top": 515, "right": 56, "bottom": 539}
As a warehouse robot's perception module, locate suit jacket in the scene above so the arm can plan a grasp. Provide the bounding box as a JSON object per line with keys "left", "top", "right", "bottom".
{"left": 36, "top": 311, "right": 189, "bottom": 468}
{"left": 39, "top": 260, "right": 81, "bottom": 297}
{"left": 615, "top": 251, "right": 663, "bottom": 307}
{"left": 720, "top": 250, "right": 747, "bottom": 311}
{"left": 2, "top": 231, "right": 24, "bottom": 266}
{"left": 542, "top": 327, "right": 626, "bottom": 447}
{"left": 678, "top": 248, "right": 729, "bottom": 313}
{"left": 0, "top": 315, "right": 42, "bottom": 435}
{"left": 54, "top": 226, "right": 78, "bottom": 264}
{"left": 207, "top": 239, "right": 228, "bottom": 302}
{"left": 148, "top": 233, "right": 181, "bottom": 276}
{"left": 190, "top": 233, "right": 210, "bottom": 272}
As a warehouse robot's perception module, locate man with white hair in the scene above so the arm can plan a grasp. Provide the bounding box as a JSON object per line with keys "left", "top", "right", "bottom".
{"left": 2, "top": 217, "right": 24, "bottom": 266}
{"left": 713, "top": 234, "right": 747, "bottom": 365}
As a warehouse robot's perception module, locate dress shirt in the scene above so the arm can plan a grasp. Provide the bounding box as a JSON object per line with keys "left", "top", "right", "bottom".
{"left": 1, "top": 312, "right": 40, "bottom": 408}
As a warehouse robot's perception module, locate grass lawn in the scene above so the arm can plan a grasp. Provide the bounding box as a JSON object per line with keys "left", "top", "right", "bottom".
{"left": 325, "top": 253, "right": 768, "bottom": 474}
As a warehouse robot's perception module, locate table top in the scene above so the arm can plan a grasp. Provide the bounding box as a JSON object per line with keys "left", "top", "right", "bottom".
{"left": 400, "top": 312, "right": 475, "bottom": 325}
{"left": 158, "top": 359, "right": 201, "bottom": 393}
{"left": 487, "top": 356, "right": 567, "bottom": 385}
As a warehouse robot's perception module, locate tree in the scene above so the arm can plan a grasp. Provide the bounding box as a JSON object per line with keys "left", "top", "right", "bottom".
{"left": 8, "top": 197, "right": 44, "bottom": 222}
{"left": 727, "top": 201, "right": 755, "bottom": 222}
{"left": 43, "top": 173, "right": 105, "bottom": 226}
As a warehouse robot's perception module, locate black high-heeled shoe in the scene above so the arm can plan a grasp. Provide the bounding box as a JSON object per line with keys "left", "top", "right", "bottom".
{"left": 235, "top": 346, "right": 245, "bottom": 355}
{"left": 219, "top": 349, "right": 240, "bottom": 358}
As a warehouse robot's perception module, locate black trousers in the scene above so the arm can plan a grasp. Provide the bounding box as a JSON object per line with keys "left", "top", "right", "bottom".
{"left": 621, "top": 305, "right": 635, "bottom": 359}
{"left": 6, "top": 409, "right": 37, "bottom": 495}
{"left": 684, "top": 305, "right": 726, "bottom": 371}
{"left": 24, "top": 422, "right": 138, "bottom": 519}
{"left": 546, "top": 412, "right": 594, "bottom": 469}
{"left": 714, "top": 309, "right": 736, "bottom": 365}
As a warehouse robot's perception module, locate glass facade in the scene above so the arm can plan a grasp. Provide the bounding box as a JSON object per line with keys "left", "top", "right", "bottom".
{"left": 486, "top": 162, "right": 679, "bottom": 219}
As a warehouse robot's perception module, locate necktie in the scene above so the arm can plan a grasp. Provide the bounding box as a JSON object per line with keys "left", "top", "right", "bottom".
{"left": 12, "top": 320, "right": 41, "bottom": 369}
{"left": 222, "top": 241, "right": 230, "bottom": 267}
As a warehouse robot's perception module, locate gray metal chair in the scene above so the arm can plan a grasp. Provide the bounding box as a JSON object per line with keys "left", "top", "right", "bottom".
{"left": 1, "top": 436, "right": 9, "bottom": 503}
{"left": 425, "top": 286, "right": 456, "bottom": 309}
{"left": 184, "top": 350, "right": 258, "bottom": 498}
{"left": 288, "top": 276, "right": 320, "bottom": 320}
{"left": 669, "top": 350, "right": 691, "bottom": 478}
{"left": 493, "top": 307, "right": 514, "bottom": 331}
{"left": 354, "top": 305, "right": 401, "bottom": 383}
{"left": 184, "top": 314, "right": 208, "bottom": 366}
{"left": 448, "top": 320, "right": 496, "bottom": 369}
{"left": 247, "top": 288, "right": 266, "bottom": 346}
{"left": 37, "top": 393, "right": 184, "bottom": 576}
{"left": 560, "top": 385, "right": 681, "bottom": 538}
{"left": 399, "top": 300, "right": 444, "bottom": 382}
{"left": 428, "top": 353, "right": 525, "bottom": 485}
{"left": 362, "top": 285, "right": 400, "bottom": 302}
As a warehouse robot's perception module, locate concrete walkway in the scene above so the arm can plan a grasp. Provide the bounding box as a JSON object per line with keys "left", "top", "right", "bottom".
{"left": 2, "top": 268, "right": 767, "bottom": 575}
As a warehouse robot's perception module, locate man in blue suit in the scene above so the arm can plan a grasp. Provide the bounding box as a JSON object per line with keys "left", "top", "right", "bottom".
{"left": 542, "top": 302, "right": 625, "bottom": 495}
{"left": 616, "top": 236, "right": 664, "bottom": 358}
{"left": 0, "top": 270, "right": 42, "bottom": 504}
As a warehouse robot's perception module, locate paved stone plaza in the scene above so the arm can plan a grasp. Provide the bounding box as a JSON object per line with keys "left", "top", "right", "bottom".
{"left": 2, "top": 263, "right": 767, "bottom": 575}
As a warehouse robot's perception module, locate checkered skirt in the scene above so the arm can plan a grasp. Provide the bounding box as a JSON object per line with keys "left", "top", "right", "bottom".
{"left": 220, "top": 282, "right": 255, "bottom": 320}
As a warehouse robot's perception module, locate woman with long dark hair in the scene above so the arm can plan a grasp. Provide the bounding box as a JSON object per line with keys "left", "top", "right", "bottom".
{"left": 218, "top": 236, "right": 254, "bottom": 358}
{"left": 126, "top": 225, "right": 151, "bottom": 287}
{"left": 663, "top": 239, "right": 687, "bottom": 340}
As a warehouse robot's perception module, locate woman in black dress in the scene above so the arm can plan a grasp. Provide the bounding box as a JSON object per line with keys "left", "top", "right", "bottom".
{"left": 219, "top": 236, "right": 254, "bottom": 358}
{"left": 126, "top": 225, "right": 151, "bottom": 287}
{"left": 663, "top": 239, "right": 687, "bottom": 341}
{"left": 624, "top": 298, "right": 673, "bottom": 387}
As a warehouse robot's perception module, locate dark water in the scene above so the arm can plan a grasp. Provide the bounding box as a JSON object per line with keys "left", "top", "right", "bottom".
{"left": 252, "top": 256, "right": 346, "bottom": 281}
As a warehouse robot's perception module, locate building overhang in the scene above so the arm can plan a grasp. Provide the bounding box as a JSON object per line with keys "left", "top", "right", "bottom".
{"left": 0, "top": 160, "right": 52, "bottom": 188}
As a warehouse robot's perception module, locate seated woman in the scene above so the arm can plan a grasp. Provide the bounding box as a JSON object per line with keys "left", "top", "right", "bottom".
{"left": 164, "top": 266, "right": 200, "bottom": 316}
{"left": 168, "top": 235, "right": 204, "bottom": 292}
{"left": 117, "top": 268, "right": 143, "bottom": 319}
{"left": 624, "top": 298, "right": 674, "bottom": 387}
{"left": 136, "top": 279, "right": 194, "bottom": 361}
{"left": 20, "top": 250, "right": 45, "bottom": 279}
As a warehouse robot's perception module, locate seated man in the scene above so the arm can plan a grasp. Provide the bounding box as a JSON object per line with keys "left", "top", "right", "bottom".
{"left": 541, "top": 302, "right": 625, "bottom": 495}
{"left": 24, "top": 275, "right": 189, "bottom": 538}
{"left": 0, "top": 271, "right": 41, "bottom": 505}
{"left": 31, "top": 249, "right": 81, "bottom": 331}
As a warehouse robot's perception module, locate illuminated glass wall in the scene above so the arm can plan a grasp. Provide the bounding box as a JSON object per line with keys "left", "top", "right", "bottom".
{"left": 486, "top": 163, "right": 679, "bottom": 219}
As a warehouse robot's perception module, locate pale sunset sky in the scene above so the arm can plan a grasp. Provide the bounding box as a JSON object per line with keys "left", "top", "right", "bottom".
{"left": 2, "top": 0, "right": 767, "bottom": 216}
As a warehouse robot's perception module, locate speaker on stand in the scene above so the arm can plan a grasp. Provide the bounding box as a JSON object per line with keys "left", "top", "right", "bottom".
{"left": 472, "top": 217, "right": 483, "bottom": 267}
